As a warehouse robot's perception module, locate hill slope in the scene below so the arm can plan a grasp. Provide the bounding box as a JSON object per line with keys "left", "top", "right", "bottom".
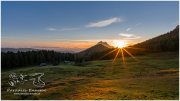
{"left": 79, "top": 41, "right": 113, "bottom": 56}
{"left": 133, "top": 25, "right": 179, "bottom": 52}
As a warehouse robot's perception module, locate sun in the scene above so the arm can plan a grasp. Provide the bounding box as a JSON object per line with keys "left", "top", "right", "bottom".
{"left": 100, "top": 40, "right": 138, "bottom": 65}
{"left": 112, "top": 40, "right": 127, "bottom": 48}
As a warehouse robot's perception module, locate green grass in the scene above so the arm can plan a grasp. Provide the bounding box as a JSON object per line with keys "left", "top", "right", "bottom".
{"left": 1, "top": 52, "right": 179, "bottom": 100}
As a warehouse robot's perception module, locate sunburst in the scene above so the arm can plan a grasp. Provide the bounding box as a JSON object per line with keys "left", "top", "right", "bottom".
{"left": 112, "top": 40, "right": 127, "bottom": 48}
{"left": 102, "top": 40, "right": 140, "bottom": 65}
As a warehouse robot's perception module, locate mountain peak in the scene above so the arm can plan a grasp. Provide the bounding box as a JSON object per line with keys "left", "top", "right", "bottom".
{"left": 97, "top": 41, "right": 113, "bottom": 48}
{"left": 97, "top": 41, "right": 108, "bottom": 45}
{"left": 79, "top": 41, "right": 113, "bottom": 56}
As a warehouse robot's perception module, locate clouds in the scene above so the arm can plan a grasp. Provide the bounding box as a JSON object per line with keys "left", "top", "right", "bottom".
{"left": 86, "top": 17, "right": 122, "bottom": 28}
{"left": 119, "top": 33, "right": 134, "bottom": 37}
{"left": 47, "top": 28, "right": 57, "bottom": 31}
{"left": 47, "top": 17, "right": 122, "bottom": 32}
{"left": 126, "top": 28, "right": 131, "bottom": 32}
{"left": 119, "top": 33, "right": 141, "bottom": 39}
{"left": 120, "top": 23, "right": 142, "bottom": 39}
{"left": 47, "top": 27, "right": 80, "bottom": 32}
{"left": 47, "top": 17, "right": 142, "bottom": 42}
{"left": 59, "top": 28, "right": 80, "bottom": 31}
{"left": 125, "top": 23, "right": 142, "bottom": 32}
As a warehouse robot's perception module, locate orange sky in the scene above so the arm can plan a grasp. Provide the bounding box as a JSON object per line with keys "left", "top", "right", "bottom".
{"left": 2, "top": 38, "right": 144, "bottom": 50}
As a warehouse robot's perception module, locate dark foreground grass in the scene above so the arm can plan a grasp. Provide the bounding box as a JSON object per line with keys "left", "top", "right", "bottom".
{"left": 1, "top": 52, "right": 179, "bottom": 100}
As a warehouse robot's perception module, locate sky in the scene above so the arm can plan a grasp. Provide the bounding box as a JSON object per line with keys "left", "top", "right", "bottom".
{"left": 1, "top": 1, "right": 179, "bottom": 52}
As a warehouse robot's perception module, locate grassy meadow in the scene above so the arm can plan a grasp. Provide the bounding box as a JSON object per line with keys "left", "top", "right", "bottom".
{"left": 1, "top": 52, "right": 179, "bottom": 100}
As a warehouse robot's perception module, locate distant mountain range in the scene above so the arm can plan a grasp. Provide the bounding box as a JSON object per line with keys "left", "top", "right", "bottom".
{"left": 1, "top": 41, "right": 113, "bottom": 54}
{"left": 1, "top": 48, "right": 38, "bottom": 53}
{"left": 1, "top": 48, "right": 77, "bottom": 53}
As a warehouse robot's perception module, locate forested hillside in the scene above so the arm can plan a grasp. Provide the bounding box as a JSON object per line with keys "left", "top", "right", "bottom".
{"left": 133, "top": 25, "right": 179, "bottom": 52}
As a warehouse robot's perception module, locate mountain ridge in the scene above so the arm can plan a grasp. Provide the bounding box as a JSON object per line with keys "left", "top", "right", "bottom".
{"left": 132, "top": 25, "right": 179, "bottom": 52}
{"left": 78, "top": 41, "right": 113, "bottom": 56}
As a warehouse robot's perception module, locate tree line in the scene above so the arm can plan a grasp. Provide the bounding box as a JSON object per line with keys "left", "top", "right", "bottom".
{"left": 1, "top": 50, "right": 74, "bottom": 70}
{"left": 133, "top": 25, "right": 179, "bottom": 52}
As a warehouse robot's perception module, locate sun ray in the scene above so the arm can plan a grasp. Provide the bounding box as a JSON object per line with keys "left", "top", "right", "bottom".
{"left": 105, "top": 40, "right": 142, "bottom": 65}
{"left": 122, "top": 48, "right": 138, "bottom": 61}
{"left": 120, "top": 48, "right": 125, "bottom": 64}
{"left": 99, "top": 48, "right": 118, "bottom": 59}
{"left": 112, "top": 48, "right": 120, "bottom": 64}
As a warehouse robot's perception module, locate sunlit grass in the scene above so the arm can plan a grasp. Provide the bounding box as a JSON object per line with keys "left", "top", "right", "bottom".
{"left": 1, "top": 52, "right": 179, "bottom": 100}
{"left": 109, "top": 46, "right": 139, "bottom": 65}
